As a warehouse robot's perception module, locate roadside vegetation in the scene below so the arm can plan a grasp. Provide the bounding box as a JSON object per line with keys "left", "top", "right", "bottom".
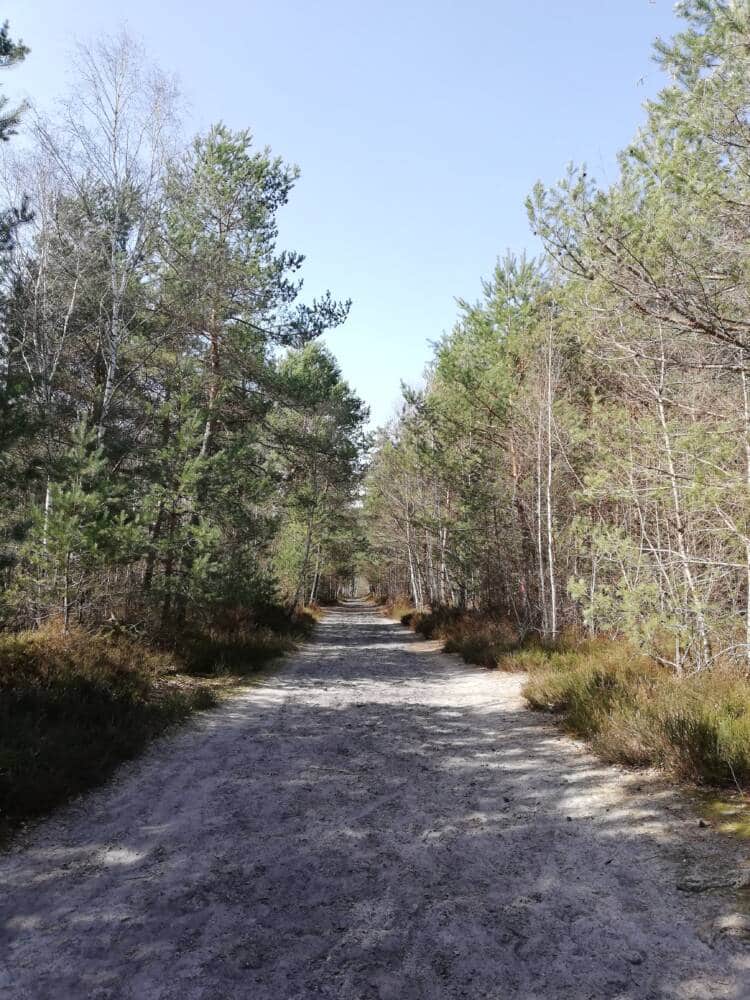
{"left": 368, "top": 3, "right": 750, "bottom": 796}
{"left": 388, "top": 606, "right": 750, "bottom": 792}
{"left": 0, "top": 610, "right": 315, "bottom": 842}
{"left": 4, "top": 2, "right": 750, "bottom": 839}
{"left": 521, "top": 645, "right": 750, "bottom": 789}
{"left": 365, "top": 0, "right": 750, "bottom": 680}
{"left": 0, "top": 26, "right": 361, "bottom": 839}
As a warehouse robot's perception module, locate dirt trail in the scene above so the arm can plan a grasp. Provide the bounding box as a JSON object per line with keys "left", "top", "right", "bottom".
{"left": 1, "top": 603, "right": 749, "bottom": 999}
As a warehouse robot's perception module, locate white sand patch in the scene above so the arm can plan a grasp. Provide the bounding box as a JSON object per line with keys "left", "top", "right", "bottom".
{"left": 0, "top": 603, "right": 748, "bottom": 998}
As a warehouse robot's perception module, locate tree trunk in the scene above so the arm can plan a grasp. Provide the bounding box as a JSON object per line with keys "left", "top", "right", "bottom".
{"left": 655, "top": 344, "right": 711, "bottom": 669}
{"left": 535, "top": 410, "right": 548, "bottom": 638}
{"left": 741, "top": 355, "right": 750, "bottom": 668}
{"left": 545, "top": 334, "right": 558, "bottom": 640}
{"left": 292, "top": 515, "right": 314, "bottom": 611}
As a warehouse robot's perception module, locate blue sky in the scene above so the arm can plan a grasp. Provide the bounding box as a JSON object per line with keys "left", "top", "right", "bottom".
{"left": 5, "top": 1, "right": 681, "bottom": 426}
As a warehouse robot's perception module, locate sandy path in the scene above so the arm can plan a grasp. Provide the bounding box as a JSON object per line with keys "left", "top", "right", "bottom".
{"left": 1, "top": 603, "right": 749, "bottom": 999}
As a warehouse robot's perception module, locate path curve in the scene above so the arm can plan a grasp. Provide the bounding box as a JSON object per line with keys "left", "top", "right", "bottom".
{"left": 1, "top": 603, "right": 748, "bottom": 999}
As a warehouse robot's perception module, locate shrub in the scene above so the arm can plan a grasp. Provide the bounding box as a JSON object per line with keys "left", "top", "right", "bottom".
{"left": 173, "top": 605, "right": 315, "bottom": 677}
{"left": 402, "top": 606, "right": 750, "bottom": 790}
{"left": 0, "top": 626, "right": 216, "bottom": 840}
{"left": 520, "top": 642, "right": 750, "bottom": 789}
{"left": 177, "top": 628, "right": 299, "bottom": 676}
{"left": 656, "top": 672, "right": 750, "bottom": 786}
{"left": 406, "top": 608, "right": 525, "bottom": 667}
{"left": 382, "top": 596, "right": 414, "bottom": 623}
{"left": 0, "top": 605, "right": 314, "bottom": 840}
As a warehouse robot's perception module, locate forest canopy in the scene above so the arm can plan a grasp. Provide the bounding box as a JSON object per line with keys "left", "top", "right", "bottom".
{"left": 0, "top": 30, "right": 368, "bottom": 636}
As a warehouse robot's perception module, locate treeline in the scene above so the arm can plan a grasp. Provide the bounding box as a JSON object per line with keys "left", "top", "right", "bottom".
{"left": 0, "top": 30, "right": 367, "bottom": 636}
{"left": 0, "top": 26, "right": 369, "bottom": 835}
{"left": 365, "top": 1, "right": 750, "bottom": 674}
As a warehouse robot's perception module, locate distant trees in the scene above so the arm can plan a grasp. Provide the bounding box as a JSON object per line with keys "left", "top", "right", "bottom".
{"left": 271, "top": 343, "right": 368, "bottom": 608}
{"left": 0, "top": 30, "right": 366, "bottom": 632}
{"left": 365, "top": 254, "right": 575, "bottom": 642}
{"left": 365, "top": 0, "right": 750, "bottom": 671}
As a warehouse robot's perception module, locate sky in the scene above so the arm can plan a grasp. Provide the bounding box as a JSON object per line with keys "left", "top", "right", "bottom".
{"left": 4, "top": 0, "right": 682, "bottom": 427}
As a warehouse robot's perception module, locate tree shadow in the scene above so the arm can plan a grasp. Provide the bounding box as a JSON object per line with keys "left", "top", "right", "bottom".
{"left": 1, "top": 604, "right": 748, "bottom": 999}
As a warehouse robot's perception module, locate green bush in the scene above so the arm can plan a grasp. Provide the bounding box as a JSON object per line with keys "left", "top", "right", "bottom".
{"left": 657, "top": 673, "right": 750, "bottom": 786}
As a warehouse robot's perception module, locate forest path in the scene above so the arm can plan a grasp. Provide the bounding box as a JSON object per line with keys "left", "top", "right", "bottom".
{"left": 1, "top": 603, "right": 749, "bottom": 999}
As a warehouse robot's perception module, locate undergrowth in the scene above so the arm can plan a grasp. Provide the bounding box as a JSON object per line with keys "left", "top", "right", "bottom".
{"left": 398, "top": 606, "right": 750, "bottom": 791}
{"left": 520, "top": 643, "right": 750, "bottom": 789}
{"left": 174, "top": 606, "right": 315, "bottom": 677}
{"left": 0, "top": 607, "right": 315, "bottom": 842}
{"left": 408, "top": 607, "right": 522, "bottom": 665}
{"left": 382, "top": 596, "right": 415, "bottom": 624}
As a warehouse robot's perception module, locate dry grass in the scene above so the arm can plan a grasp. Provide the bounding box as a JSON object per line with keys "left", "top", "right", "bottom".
{"left": 0, "top": 626, "right": 212, "bottom": 841}
{"left": 382, "top": 596, "right": 415, "bottom": 623}
{"left": 518, "top": 642, "right": 750, "bottom": 789}
{"left": 407, "top": 608, "right": 522, "bottom": 667}
{"left": 398, "top": 608, "right": 750, "bottom": 791}
{"left": 0, "top": 609, "right": 315, "bottom": 842}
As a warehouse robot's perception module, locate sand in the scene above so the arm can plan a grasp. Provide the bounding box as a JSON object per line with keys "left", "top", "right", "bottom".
{"left": 1, "top": 602, "right": 748, "bottom": 999}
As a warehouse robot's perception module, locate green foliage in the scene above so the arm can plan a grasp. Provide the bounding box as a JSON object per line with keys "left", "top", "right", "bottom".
{"left": 10, "top": 422, "right": 144, "bottom": 626}
{"left": 366, "top": 252, "right": 559, "bottom": 622}
{"left": 362, "top": 0, "right": 750, "bottom": 804}
{"left": 270, "top": 343, "right": 369, "bottom": 608}
{"left": 0, "top": 48, "right": 366, "bottom": 635}
{"left": 521, "top": 644, "right": 750, "bottom": 787}
{"left": 0, "top": 20, "right": 28, "bottom": 143}
{"left": 0, "top": 33, "right": 368, "bottom": 837}
{"left": 368, "top": 0, "right": 750, "bottom": 673}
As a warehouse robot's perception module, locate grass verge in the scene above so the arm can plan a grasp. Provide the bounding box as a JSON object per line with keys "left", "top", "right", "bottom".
{"left": 407, "top": 608, "right": 521, "bottom": 665}
{"left": 398, "top": 607, "right": 750, "bottom": 792}
{"left": 0, "top": 609, "right": 315, "bottom": 843}
{"left": 520, "top": 642, "right": 750, "bottom": 790}
{"left": 174, "top": 607, "right": 315, "bottom": 677}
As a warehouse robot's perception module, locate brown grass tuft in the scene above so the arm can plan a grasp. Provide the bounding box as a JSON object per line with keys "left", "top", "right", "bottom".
{"left": 0, "top": 607, "right": 315, "bottom": 842}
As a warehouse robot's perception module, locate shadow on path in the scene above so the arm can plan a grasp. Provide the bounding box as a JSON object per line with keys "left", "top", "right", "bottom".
{"left": 1, "top": 602, "right": 748, "bottom": 999}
